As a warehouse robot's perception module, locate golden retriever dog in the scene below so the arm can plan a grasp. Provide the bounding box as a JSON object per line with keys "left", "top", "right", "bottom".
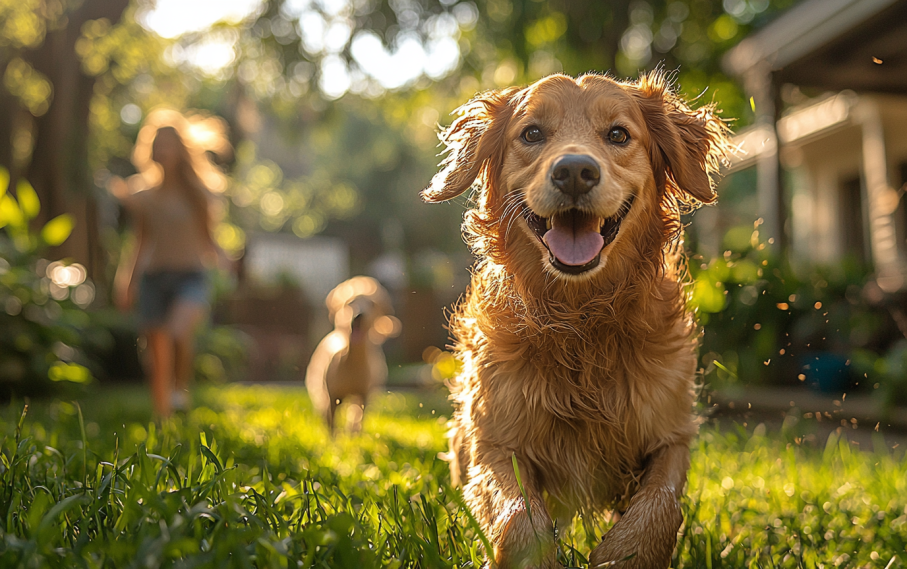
{"left": 423, "top": 71, "right": 729, "bottom": 568}
{"left": 305, "top": 276, "right": 400, "bottom": 434}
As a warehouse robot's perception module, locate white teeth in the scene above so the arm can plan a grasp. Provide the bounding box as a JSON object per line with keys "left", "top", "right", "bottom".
{"left": 545, "top": 218, "right": 551, "bottom": 230}
{"left": 598, "top": 218, "right": 604, "bottom": 231}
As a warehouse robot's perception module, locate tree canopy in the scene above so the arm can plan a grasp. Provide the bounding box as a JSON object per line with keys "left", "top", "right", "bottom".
{"left": 0, "top": 0, "right": 800, "bottom": 281}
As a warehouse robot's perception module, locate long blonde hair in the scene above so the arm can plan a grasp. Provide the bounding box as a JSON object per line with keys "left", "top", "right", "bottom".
{"left": 130, "top": 108, "right": 232, "bottom": 231}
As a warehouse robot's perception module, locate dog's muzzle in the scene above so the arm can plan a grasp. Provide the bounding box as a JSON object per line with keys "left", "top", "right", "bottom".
{"left": 524, "top": 195, "right": 635, "bottom": 275}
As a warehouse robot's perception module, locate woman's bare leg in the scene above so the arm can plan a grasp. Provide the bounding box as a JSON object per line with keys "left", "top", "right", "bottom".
{"left": 168, "top": 301, "right": 207, "bottom": 406}
{"left": 145, "top": 328, "right": 173, "bottom": 417}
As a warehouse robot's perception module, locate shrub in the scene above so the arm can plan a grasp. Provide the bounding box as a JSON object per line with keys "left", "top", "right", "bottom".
{"left": 194, "top": 324, "right": 253, "bottom": 383}
{"left": 0, "top": 168, "right": 104, "bottom": 397}
{"left": 691, "top": 221, "right": 895, "bottom": 394}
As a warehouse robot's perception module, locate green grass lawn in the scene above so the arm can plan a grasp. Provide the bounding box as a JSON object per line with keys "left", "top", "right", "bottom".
{"left": 0, "top": 384, "right": 905, "bottom": 568}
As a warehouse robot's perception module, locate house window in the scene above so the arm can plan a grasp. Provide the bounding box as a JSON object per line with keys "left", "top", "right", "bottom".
{"left": 840, "top": 175, "right": 866, "bottom": 264}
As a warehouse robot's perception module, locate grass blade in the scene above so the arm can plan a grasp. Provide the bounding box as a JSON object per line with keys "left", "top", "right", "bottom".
{"left": 511, "top": 452, "right": 533, "bottom": 525}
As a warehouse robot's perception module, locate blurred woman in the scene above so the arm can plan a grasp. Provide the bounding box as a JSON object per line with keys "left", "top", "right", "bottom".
{"left": 113, "top": 109, "right": 231, "bottom": 418}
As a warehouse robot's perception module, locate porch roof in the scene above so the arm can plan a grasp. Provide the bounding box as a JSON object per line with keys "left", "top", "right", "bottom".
{"left": 724, "top": 0, "right": 907, "bottom": 93}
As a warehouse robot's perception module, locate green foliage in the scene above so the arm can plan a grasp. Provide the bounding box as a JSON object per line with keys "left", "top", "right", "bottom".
{"left": 862, "top": 340, "right": 907, "bottom": 408}
{"left": 0, "top": 168, "right": 101, "bottom": 395}
{"left": 233, "top": 0, "right": 798, "bottom": 126}
{"left": 228, "top": 141, "right": 361, "bottom": 237}
{"left": 0, "top": 0, "right": 55, "bottom": 50}
{"left": 692, "top": 223, "right": 893, "bottom": 392}
{"left": 2, "top": 57, "right": 54, "bottom": 116}
{"left": 194, "top": 325, "right": 253, "bottom": 384}
{"left": 79, "top": 6, "right": 187, "bottom": 171}
{"left": 13, "top": 180, "right": 39, "bottom": 219}
{"left": 0, "top": 168, "right": 74, "bottom": 252}
{"left": 39, "top": 214, "right": 75, "bottom": 247}
{"left": 0, "top": 385, "right": 905, "bottom": 567}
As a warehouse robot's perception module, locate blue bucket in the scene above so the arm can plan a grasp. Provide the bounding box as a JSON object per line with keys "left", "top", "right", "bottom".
{"left": 800, "top": 352, "right": 851, "bottom": 394}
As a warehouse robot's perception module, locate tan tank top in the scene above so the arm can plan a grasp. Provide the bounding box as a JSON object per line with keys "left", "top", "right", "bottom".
{"left": 134, "top": 188, "right": 211, "bottom": 272}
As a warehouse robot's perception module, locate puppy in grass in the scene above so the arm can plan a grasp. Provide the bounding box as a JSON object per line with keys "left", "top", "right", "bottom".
{"left": 305, "top": 276, "right": 401, "bottom": 435}
{"left": 424, "top": 71, "right": 730, "bottom": 567}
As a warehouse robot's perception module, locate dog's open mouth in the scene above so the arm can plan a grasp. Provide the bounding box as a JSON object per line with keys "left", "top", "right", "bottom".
{"left": 524, "top": 196, "right": 635, "bottom": 274}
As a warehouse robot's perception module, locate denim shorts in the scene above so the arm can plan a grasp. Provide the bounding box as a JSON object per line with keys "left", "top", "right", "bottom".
{"left": 138, "top": 270, "right": 211, "bottom": 327}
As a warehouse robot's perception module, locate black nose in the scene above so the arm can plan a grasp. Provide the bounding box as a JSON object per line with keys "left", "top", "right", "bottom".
{"left": 550, "top": 154, "right": 600, "bottom": 197}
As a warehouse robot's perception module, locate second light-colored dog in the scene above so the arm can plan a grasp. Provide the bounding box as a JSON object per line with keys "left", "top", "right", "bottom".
{"left": 305, "top": 276, "right": 400, "bottom": 434}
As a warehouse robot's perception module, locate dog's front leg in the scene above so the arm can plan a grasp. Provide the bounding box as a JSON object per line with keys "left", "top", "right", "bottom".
{"left": 465, "top": 449, "right": 560, "bottom": 569}
{"left": 589, "top": 444, "right": 689, "bottom": 569}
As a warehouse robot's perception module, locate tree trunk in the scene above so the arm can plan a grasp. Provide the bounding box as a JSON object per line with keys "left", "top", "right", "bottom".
{"left": 18, "top": 0, "right": 130, "bottom": 280}
{"left": 0, "top": 91, "right": 16, "bottom": 179}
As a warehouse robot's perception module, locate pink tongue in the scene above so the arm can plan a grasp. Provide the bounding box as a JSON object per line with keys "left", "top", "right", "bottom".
{"left": 543, "top": 215, "right": 604, "bottom": 266}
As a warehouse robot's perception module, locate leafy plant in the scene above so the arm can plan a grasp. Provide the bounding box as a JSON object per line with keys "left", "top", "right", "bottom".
{"left": 0, "top": 167, "right": 102, "bottom": 396}
{"left": 852, "top": 339, "right": 907, "bottom": 409}
{"left": 690, "top": 222, "right": 893, "bottom": 391}
{"left": 194, "top": 324, "right": 253, "bottom": 384}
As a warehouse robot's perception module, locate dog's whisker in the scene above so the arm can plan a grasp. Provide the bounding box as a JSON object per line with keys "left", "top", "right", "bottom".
{"left": 498, "top": 195, "right": 521, "bottom": 221}
{"left": 503, "top": 210, "right": 523, "bottom": 242}
{"left": 501, "top": 191, "right": 529, "bottom": 243}
{"left": 500, "top": 197, "right": 523, "bottom": 222}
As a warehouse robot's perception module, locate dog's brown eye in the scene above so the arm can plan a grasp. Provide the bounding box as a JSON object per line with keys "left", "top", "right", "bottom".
{"left": 521, "top": 126, "right": 545, "bottom": 144}
{"left": 608, "top": 127, "right": 629, "bottom": 145}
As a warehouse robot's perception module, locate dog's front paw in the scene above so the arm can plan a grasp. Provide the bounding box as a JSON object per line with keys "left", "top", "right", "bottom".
{"left": 490, "top": 499, "right": 562, "bottom": 569}
{"left": 484, "top": 556, "right": 562, "bottom": 569}
{"left": 482, "top": 559, "right": 561, "bottom": 569}
{"left": 588, "top": 489, "right": 681, "bottom": 569}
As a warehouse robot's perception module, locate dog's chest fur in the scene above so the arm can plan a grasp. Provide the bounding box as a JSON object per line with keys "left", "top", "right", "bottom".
{"left": 449, "top": 264, "right": 699, "bottom": 514}
{"left": 327, "top": 339, "right": 385, "bottom": 398}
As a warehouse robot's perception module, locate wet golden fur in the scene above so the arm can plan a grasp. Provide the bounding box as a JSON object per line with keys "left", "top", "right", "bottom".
{"left": 423, "top": 72, "right": 730, "bottom": 568}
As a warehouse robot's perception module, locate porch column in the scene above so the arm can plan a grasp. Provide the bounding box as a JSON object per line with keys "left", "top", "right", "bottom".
{"left": 744, "top": 63, "right": 783, "bottom": 252}
{"left": 856, "top": 100, "right": 903, "bottom": 291}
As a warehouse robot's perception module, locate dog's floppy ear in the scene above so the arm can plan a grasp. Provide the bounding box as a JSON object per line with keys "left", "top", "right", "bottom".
{"left": 326, "top": 276, "right": 380, "bottom": 325}
{"left": 421, "top": 87, "right": 520, "bottom": 203}
{"left": 325, "top": 283, "right": 348, "bottom": 325}
{"left": 632, "top": 71, "right": 730, "bottom": 206}
{"left": 369, "top": 315, "right": 401, "bottom": 344}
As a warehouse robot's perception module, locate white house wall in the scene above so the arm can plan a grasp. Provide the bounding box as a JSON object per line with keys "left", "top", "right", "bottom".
{"left": 789, "top": 124, "right": 864, "bottom": 264}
